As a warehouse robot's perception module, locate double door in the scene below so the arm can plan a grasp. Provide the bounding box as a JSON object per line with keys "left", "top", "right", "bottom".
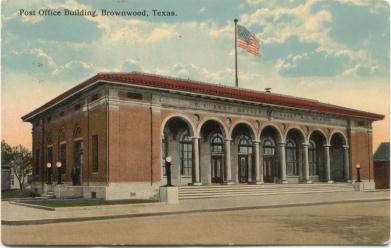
{"left": 263, "top": 156, "right": 275, "bottom": 183}
{"left": 238, "top": 155, "right": 249, "bottom": 183}
{"left": 211, "top": 156, "right": 224, "bottom": 183}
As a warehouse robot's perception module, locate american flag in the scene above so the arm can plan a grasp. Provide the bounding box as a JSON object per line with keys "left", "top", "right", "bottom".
{"left": 237, "top": 25, "right": 261, "bottom": 56}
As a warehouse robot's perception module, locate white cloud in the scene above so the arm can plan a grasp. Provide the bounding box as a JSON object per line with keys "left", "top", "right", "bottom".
{"left": 334, "top": 0, "right": 389, "bottom": 12}
{"left": 342, "top": 63, "right": 379, "bottom": 76}
{"left": 12, "top": 48, "right": 57, "bottom": 69}
{"left": 52, "top": 60, "right": 95, "bottom": 79}
{"left": 145, "top": 26, "right": 178, "bottom": 43}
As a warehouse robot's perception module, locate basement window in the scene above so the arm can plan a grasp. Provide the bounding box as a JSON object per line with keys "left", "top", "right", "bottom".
{"left": 127, "top": 92, "right": 143, "bottom": 100}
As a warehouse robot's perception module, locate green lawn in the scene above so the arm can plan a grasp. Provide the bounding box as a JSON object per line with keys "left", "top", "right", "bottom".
{"left": 19, "top": 198, "right": 158, "bottom": 208}
{"left": 2, "top": 189, "right": 40, "bottom": 199}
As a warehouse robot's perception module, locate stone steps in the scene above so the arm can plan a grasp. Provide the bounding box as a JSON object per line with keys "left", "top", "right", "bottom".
{"left": 178, "top": 183, "right": 354, "bottom": 200}
{"left": 41, "top": 191, "right": 56, "bottom": 199}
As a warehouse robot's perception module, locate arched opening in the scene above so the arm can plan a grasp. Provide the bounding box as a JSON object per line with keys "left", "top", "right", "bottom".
{"left": 231, "top": 123, "right": 255, "bottom": 184}
{"left": 199, "top": 119, "right": 227, "bottom": 185}
{"left": 260, "top": 126, "right": 281, "bottom": 183}
{"left": 285, "top": 128, "right": 305, "bottom": 182}
{"left": 308, "top": 130, "right": 327, "bottom": 182}
{"left": 330, "top": 132, "right": 346, "bottom": 182}
{"left": 162, "top": 116, "right": 195, "bottom": 186}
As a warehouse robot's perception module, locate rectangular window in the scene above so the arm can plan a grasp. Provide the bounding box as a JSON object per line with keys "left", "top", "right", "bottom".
{"left": 35, "top": 149, "right": 40, "bottom": 175}
{"left": 180, "top": 142, "right": 192, "bottom": 176}
{"left": 73, "top": 140, "right": 83, "bottom": 186}
{"left": 60, "top": 143, "right": 67, "bottom": 174}
{"left": 74, "top": 103, "right": 81, "bottom": 111}
{"left": 127, "top": 92, "right": 143, "bottom": 100}
{"left": 92, "top": 135, "right": 99, "bottom": 173}
{"left": 91, "top": 94, "right": 99, "bottom": 101}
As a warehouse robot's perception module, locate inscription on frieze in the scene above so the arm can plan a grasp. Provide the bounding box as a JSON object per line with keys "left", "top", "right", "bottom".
{"left": 273, "top": 110, "right": 347, "bottom": 126}
{"left": 157, "top": 94, "right": 347, "bottom": 126}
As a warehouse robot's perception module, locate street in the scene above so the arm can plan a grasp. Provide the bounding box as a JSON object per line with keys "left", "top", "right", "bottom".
{"left": 2, "top": 201, "right": 389, "bottom": 245}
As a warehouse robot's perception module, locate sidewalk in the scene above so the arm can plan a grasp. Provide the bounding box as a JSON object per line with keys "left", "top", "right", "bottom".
{"left": 2, "top": 191, "right": 389, "bottom": 225}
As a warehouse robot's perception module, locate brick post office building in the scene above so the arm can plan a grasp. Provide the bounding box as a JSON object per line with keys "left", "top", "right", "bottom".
{"left": 22, "top": 73, "right": 384, "bottom": 200}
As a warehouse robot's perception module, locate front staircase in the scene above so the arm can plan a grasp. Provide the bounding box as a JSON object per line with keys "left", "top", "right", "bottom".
{"left": 178, "top": 183, "right": 354, "bottom": 200}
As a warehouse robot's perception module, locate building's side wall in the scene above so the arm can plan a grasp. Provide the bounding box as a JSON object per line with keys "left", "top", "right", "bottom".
{"left": 30, "top": 87, "right": 108, "bottom": 194}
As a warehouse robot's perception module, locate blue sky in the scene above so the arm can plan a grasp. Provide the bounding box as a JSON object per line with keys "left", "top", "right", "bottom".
{"left": 1, "top": 0, "right": 389, "bottom": 149}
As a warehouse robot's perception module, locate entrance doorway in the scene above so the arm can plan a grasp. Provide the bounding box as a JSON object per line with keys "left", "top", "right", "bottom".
{"left": 211, "top": 156, "right": 224, "bottom": 183}
{"left": 263, "top": 157, "right": 275, "bottom": 183}
{"left": 238, "top": 155, "right": 248, "bottom": 183}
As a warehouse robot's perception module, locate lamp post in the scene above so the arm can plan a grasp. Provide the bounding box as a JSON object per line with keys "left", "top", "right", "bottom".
{"left": 356, "top": 163, "right": 361, "bottom": 182}
{"left": 165, "top": 156, "right": 172, "bottom": 187}
{"left": 46, "top": 162, "right": 52, "bottom": 184}
{"left": 56, "top": 161, "right": 62, "bottom": 184}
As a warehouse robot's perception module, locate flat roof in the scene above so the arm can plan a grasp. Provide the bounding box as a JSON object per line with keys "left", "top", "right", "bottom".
{"left": 22, "top": 72, "right": 384, "bottom": 122}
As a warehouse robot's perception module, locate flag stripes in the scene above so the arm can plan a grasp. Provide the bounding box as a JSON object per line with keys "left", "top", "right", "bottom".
{"left": 237, "top": 25, "right": 261, "bottom": 56}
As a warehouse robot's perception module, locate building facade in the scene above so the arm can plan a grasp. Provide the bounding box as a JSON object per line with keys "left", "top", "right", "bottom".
{"left": 22, "top": 73, "right": 384, "bottom": 200}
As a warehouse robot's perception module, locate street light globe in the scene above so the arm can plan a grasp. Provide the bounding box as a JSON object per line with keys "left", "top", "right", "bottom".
{"left": 166, "top": 156, "right": 172, "bottom": 163}
{"left": 46, "top": 162, "right": 52, "bottom": 168}
{"left": 356, "top": 164, "right": 361, "bottom": 169}
{"left": 56, "top": 161, "right": 62, "bottom": 168}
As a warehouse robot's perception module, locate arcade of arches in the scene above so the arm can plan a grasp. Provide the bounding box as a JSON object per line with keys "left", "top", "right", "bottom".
{"left": 162, "top": 116, "right": 351, "bottom": 186}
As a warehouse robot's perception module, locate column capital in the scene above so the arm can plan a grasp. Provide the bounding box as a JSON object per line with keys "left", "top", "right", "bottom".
{"left": 323, "top": 144, "right": 331, "bottom": 148}
{"left": 192, "top": 136, "right": 201, "bottom": 140}
{"left": 278, "top": 142, "right": 286, "bottom": 146}
{"left": 342, "top": 145, "right": 349, "bottom": 149}
{"left": 252, "top": 139, "right": 261, "bottom": 143}
{"left": 302, "top": 142, "right": 310, "bottom": 147}
{"left": 224, "top": 138, "right": 232, "bottom": 142}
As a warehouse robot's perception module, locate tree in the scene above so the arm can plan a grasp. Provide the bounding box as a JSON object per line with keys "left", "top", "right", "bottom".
{"left": 1, "top": 140, "right": 12, "bottom": 165}
{"left": 2, "top": 141, "right": 32, "bottom": 190}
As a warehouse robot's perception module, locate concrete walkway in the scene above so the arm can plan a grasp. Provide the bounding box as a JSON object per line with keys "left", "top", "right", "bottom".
{"left": 2, "top": 191, "right": 389, "bottom": 225}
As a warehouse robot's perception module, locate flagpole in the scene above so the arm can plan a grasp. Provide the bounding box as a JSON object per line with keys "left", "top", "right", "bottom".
{"left": 234, "top": 18, "right": 238, "bottom": 88}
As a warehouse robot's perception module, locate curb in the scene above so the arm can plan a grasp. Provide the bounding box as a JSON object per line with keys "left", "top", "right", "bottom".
{"left": 11, "top": 201, "right": 56, "bottom": 211}
{"left": 2, "top": 197, "right": 389, "bottom": 226}
{"left": 11, "top": 201, "right": 164, "bottom": 212}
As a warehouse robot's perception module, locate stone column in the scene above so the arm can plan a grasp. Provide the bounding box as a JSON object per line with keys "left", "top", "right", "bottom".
{"left": 279, "top": 142, "right": 288, "bottom": 183}
{"left": 224, "top": 138, "right": 234, "bottom": 184}
{"left": 343, "top": 145, "right": 351, "bottom": 182}
{"left": 192, "top": 137, "right": 202, "bottom": 185}
{"left": 259, "top": 140, "right": 264, "bottom": 183}
{"left": 253, "top": 140, "right": 263, "bottom": 184}
{"left": 323, "top": 145, "right": 333, "bottom": 183}
{"left": 302, "top": 143, "right": 312, "bottom": 183}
